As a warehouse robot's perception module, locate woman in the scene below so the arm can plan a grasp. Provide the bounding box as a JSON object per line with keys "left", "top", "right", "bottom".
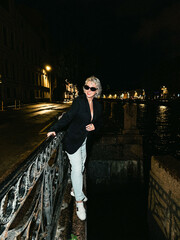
{"left": 47, "top": 76, "right": 102, "bottom": 220}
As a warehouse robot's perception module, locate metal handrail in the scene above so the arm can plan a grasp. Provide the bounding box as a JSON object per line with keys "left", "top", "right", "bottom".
{"left": 0, "top": 132, "right": 69, "bottom": 240}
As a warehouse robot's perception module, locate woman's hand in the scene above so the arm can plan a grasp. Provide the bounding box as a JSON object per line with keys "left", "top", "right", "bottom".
{"left": 86, "top": 123, "right": 95, "bottom": 131}
{"left": 47, "top": 131, "right": 56, "bottom": 138}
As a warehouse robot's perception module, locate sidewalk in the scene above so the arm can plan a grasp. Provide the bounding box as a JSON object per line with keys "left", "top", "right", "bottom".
{"left": 55, "top": 182, "right": 87, "bottom": 240}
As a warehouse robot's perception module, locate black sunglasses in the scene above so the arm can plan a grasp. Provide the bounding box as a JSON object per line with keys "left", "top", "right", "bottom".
{"left": 84, "top": 85, "right": 98, "bottom": 92}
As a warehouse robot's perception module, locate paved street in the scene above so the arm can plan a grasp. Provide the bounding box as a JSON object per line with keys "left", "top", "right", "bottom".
{"left": 0, "top": 102, "right": 70, "bottom": 183}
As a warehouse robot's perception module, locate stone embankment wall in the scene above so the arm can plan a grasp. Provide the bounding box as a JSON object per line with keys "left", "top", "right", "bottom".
{"left": 148, "top": 156, "right": 180, "bottom": 240}
{"left": 88, "top": 103, "right": 144, "bottom": 185}
{"left": 88, "top": 132, "right": 144, "bottom": 185}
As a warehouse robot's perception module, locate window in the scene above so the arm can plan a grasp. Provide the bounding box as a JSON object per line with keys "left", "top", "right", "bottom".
{"left": 5, "top": 61, "right": 8, "bottom": 76}
{"left": 22, "top": 42, "right": 25, "bottom": 56}
{"left": 3, "top": 26, "right": 7, "bottom": 46}
{"left": 41, "top": 37, "right": 46, "bottom": 51}
{"left": 12, "top": 64, "right": 15, "bottom": 80}
{"left": 14, "top": 88, "right": 16, "bottom": 98}
{"left": 11, "top": 32, "right": 14, "bottom": 49}
{"left": 7, "top": 87, "right": 10, "bottom": 98}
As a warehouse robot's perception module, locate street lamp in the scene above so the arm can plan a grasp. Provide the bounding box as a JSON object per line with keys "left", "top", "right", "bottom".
{"left": 45, "top": 65, "right": 52, "bottom": 102}
{"left": 45, "top": 65, "right": 52, "bottom": 72}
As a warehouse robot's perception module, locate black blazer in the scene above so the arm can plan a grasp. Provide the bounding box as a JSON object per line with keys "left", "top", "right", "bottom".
{"left": 49, "top": 94, "right": 103, "bottom": 154}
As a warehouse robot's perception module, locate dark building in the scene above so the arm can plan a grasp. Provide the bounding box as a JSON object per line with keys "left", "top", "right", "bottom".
{"left": 0, "top": 0, "right": 53, "bottom": 105}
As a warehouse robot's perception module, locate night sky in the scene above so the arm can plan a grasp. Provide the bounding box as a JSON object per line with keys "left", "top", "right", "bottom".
{"left": 16, "top": 0, "right": 180, "bottom": 93}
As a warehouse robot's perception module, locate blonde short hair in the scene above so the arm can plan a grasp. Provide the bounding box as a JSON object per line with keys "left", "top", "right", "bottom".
{"left": 84, "top": 76, "right": 102, "bottom": 98}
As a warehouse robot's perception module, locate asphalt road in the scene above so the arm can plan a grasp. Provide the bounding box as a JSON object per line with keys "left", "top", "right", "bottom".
{"left": 0, "top": 102, "right": 70, "bottom": 183}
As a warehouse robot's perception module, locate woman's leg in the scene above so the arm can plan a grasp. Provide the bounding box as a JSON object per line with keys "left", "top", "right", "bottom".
{"left": 66, "top": 139, "right": 87, "bottom": 201}
{"left": 81, "top": 138, "right": 87, "bottom": 173}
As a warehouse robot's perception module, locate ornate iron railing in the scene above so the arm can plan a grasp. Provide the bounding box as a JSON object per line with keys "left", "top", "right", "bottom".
{"left": 148, "top": 175, "right": 180, "bottom": 240}
{"left": 0, "top": 132, "right": 69, "bottom": 240}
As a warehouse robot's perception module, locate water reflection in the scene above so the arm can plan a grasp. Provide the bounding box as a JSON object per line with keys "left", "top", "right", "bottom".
{"left": 139, "top": 103, "right": 145, "bottom": 108}
{"left": 155, "top": 105, "right": 169, "bottom": 138}
{"left": 156, "top": 105, "right": 168, "bottom": 123}
{"left": 102, "top": 100, "right": 180, "bottom": 159}
{"left": 153, "top": 104, "right": 179, "bottom": 157}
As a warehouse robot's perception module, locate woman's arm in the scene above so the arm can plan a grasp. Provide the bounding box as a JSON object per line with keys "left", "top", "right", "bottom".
{"left": 47, "top": 97, "right": 79, "bottom": 135}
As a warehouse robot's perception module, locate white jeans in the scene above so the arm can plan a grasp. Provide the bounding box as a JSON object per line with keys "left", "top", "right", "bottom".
{"left": 66, "top": 138, "right": 87, "bottom": 201}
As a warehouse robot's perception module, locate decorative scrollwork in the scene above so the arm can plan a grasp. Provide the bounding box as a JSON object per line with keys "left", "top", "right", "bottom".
{"left": 28, "top": 162, "right": 37, "bottom": 186}
{"left": 0, "top": 187, "right": 17, "bottom": 225}
{"left": 0, "top": 132, "right": 69, "bottom": 239}
{"left": 16, "top": 173, "right": 28, "bottom": 202}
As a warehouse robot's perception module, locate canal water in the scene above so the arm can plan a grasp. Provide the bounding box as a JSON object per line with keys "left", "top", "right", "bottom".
{"left": 87, "top": 180, "right": 148, "bottom": 240}
{"left": 101, "top": 99, "right": 180, "bottom": 159}
{"left": 86, "top": 99, "right": 180, "bottom": 240}
{"left": 137, "top": 99, "right": 180, "bottom": 159}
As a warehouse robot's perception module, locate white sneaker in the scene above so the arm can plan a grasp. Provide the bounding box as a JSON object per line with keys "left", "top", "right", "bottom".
{"left": 71, "top": 189, "right": 88, "bottom": 202}
{"left": 70, "top": 189, "right": 75, "bottom": 197}
{"left": 76, "top": 202, "right": 86, "bottom": 221}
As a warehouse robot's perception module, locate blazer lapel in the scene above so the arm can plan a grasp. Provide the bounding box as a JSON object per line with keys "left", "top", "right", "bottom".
{"left": 92, "top": 100, "right": 97, "bottom": 123}
{"left": 84, "top": 94, "right": 92, "bottom": 122}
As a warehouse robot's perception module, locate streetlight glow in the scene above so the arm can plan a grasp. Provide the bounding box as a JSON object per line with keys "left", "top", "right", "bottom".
{"left": 45, "top": 65, "right": 51, "bottom": 71}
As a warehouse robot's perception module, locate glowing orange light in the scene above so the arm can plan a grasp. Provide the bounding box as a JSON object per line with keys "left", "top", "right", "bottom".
{"left": 45, "top": 65, "right": 51, "bottom": 71}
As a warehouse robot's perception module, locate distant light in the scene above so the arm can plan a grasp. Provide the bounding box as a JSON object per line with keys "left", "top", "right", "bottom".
{"left": 45, "top": 65, "right": 52, "bottom": 71}
{"left": 139, "top": 104, "right": 145, "bottom": 108}
{"left": 159, "top": 105, "right": 167, "bottom": 111}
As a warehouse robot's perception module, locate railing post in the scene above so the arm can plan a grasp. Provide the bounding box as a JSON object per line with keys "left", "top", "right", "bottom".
{"left": 123, "top": 102, "right": 139, "bottom": 134}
